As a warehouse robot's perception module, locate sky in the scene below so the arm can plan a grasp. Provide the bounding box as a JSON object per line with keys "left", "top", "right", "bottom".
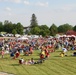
{"left": 0, "top": 0, "right": 76, "bottom": 27}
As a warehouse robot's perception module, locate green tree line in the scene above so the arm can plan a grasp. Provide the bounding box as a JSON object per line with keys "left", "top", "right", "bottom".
{"left": 29, "top": 13, "right": 76, "bottom": 36}
{"left": 0, "top": 13, "right": 76, "bottom": 37}
{"left": 0, "top": 20, "right": 24, "bottom": 35}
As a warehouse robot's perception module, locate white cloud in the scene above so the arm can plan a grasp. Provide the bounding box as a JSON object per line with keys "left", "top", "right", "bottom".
{"left": 0, "top": 0, "right": 30, "bottom": 4}
{"left": 5, "top": 7, "right": 11, "bottom": 11}
{"left": 0, "top": 0, "right": 21, "bottom": 3}
{"left": 10, "top": 0, "right": 21, "bottom": 3}
{"left": 36, "top": 2, "right": 49, "bottom": 7}
{"left": 24, "top": 0, "right": 30, "bottom": 5}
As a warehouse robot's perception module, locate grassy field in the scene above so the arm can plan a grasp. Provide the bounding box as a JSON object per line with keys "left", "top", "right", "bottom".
{"left": 0, "top": 49, "right": 76, "bottom": 75}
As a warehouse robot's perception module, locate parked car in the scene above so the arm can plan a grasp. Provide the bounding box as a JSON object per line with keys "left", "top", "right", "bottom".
{"left": 5, "top": 33, "right": 13, "bottom": 37}
{"left": 0, "top": 34, "right": 5, "bottom": 37}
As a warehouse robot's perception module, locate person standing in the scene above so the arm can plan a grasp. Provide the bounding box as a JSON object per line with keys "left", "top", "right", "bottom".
{"left": 1, "top": 50, "right": 5, "bottom": 58}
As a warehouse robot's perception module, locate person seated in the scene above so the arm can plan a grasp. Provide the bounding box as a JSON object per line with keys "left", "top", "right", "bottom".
{"left": 24, "top": 50, "right": 29, "bottom": 56}
{"left": 72, "top": 52, "right": 76, "bottom": 56}
{"left": 10, "top": 52, "right": 15, "bottom": 59}
{"left": 15, "top": 51, "right": 20, "bottom": 58}
{"left": 27, "top": 58, "right": 35, "bottom": 65}
{"left": 19, "top": 58, "right": 25, "bottom": 64}
{"left": 60, "top": 52, "right": 64, "bottom": 57}
{"left": 40, "top": 54, "right": 45, "bottom": 60}
{"left": 30, "top": 58, "right": 35, "bottom": 64}
{"left": 34, "top": 59, "right": 44, "bottom": 64}
{"left": 62, "top": 46, "right": 68, "bottom": 56}
{"left": 27, "top": 59, "right": 32, "bottom": 65}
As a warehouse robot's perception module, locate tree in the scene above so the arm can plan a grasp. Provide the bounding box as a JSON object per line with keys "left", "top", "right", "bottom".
{"left": 0, "top": 22, "right": 4, "bottom": 32}
{"left": 30, "top": 13, "right": 38, "bottom": 28}
{"left": 4, "top": 20, "right": 13, "bottom": 33}
{"left": 4, "top": 20, "right": 9, "bottom": 25}
{"left": 12, "top": 29, "right": 17, "bottom": 37}
{"left": 58, "top": 25, "right": 64, "bottom": 33}
{"left": 73, "top": 25, "right": 76, "bottom": 31}
{"left": 39, "top": 25, "right": 50, "bottom": 37}
{"left": 49, "top": 24, "right": 58, "bottom": 36}
{"left": 0, "top": 20, "right": 24, "bottom": 35}
{"left": 39, "top": 30, "right": 46, "bottom": 37}
{"left": 30, "top": 26, "right": 40, "bottom": 35}
{"left": 58, "top": 23, "right": 73, "bottom": 33}
{"left": 15, "top": 23, "right": 24, "bottom": 35}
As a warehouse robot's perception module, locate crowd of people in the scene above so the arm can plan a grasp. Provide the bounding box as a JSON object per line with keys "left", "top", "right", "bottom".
{"left": 0, "top": 36, "right": 76, "bottom": 65}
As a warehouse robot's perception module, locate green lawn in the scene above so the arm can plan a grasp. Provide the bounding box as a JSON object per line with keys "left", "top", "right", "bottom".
{"left": 0, "top": 49, "right": 76, "bottom": 75}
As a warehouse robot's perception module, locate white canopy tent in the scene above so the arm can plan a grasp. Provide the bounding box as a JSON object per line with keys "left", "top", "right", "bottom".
{"left": 17, "top": 36, "right": 28, "bottom": 41}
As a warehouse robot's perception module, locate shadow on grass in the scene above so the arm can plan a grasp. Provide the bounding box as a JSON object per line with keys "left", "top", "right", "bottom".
{"left": 10, "top": 64, "right": 20, "bottom": 66}
{"left": 54, "top": 56, "right": 61, "bottom": 57}
{"left": 0, "top": 57, "right": 9, "bottom": 60}
{"left": 55, "top": 50, "right": 61, "bottom": 52}
{"left": 69, "top": 55, "right": 76, "bottom": 57}
{"left": 25, "top": 57, "right": 39, "bottom": 60}
{"left": 33, "top": 58, "right": 40, "bottom": 60}
{"left": 53, "top": 55, "right": 76, "bottom": 58}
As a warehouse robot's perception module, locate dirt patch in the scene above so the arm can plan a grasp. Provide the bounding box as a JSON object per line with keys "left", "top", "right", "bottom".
{"left": 0, "top": 72, "right": 14, "bottom": 75}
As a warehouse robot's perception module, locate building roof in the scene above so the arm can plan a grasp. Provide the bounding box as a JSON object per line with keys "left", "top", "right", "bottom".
{"left": 23, "top": 26, "right": 31, "bottom": 29}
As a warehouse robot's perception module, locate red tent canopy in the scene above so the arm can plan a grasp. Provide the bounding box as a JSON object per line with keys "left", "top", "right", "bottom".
{"left": 66, "top": 30, "right": 76, "bottom": 36}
